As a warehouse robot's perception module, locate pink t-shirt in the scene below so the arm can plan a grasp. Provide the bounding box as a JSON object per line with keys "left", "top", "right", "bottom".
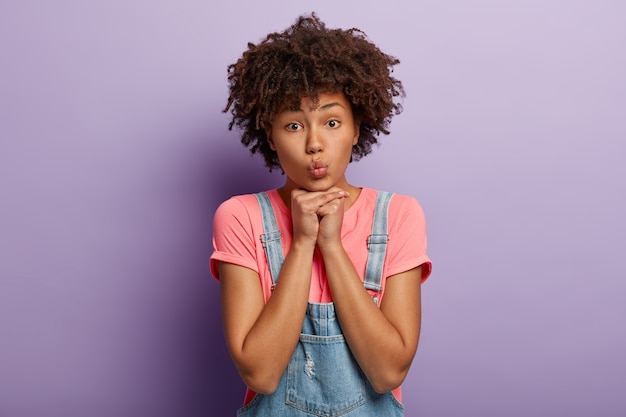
{"left": 210, "top": 187, "right": 432, "bottom": 403}
{"left": 211, "top": 188, "right": 431, "bottom": 300}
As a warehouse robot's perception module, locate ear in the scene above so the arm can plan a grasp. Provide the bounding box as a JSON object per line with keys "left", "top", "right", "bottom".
{"left": 352, "top": 120, "right": 360, "bottom": 146}
{"left": 264, "top": 124, "right": 276, "bottom": 151}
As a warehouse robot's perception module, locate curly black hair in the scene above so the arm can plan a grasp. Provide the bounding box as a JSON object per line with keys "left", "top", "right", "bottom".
{"left": 223, "top": 12, "right": 405, "bottom": 170}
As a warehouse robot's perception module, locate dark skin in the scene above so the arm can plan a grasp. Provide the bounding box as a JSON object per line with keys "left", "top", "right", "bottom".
{"left": 223, "top": 13, "right": 404, "bottom": 171}
{"left": 219, "top": 93, "right": 422, "bottom": 394}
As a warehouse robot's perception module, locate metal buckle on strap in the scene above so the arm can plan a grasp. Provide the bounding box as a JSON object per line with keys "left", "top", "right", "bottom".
{"left": 367, "top": 234, "right": 389, "bottom": 248}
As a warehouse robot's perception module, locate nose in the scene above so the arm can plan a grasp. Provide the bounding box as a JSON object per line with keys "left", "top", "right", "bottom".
{"left": 306, "top": 128, "right": 322, "bottom": 154}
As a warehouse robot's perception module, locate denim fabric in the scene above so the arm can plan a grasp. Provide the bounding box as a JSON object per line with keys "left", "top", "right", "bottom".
{"left": 239, "top": 191, "right": 402, "bottom": 417}
{"left": 255, "top": 192, "right": 284, "bottom": 288}
{"left": 364, "top": 191, "right": 393, "bottom": 294}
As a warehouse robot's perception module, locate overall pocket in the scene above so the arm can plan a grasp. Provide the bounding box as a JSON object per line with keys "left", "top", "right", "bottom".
{"left": 286, "top": 334, "right": 365, "bottom": 417}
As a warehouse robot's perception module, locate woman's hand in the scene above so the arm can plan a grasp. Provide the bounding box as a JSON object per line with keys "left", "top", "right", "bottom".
{"left": 290, "top": 188, "right": 347, "bottom": 248}
{"left": 315, "top": 186, "right": 347, "bottom": 248}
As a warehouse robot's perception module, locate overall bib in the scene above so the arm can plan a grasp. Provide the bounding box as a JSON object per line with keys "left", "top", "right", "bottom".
{"left": 237, "top": 191, "right": 404, "bottom": 417}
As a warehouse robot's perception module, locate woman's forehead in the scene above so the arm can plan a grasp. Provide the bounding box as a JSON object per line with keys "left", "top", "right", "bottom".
{"left": 277, "top": 91, "right": 350, "bottom": 113}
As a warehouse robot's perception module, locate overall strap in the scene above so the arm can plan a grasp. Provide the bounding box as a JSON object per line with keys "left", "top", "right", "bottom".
{"left": 364, "top": 191, "right": 394, "bottom": 299}
{"left": 255, "top": 192, "right": 284, "bottom": 290}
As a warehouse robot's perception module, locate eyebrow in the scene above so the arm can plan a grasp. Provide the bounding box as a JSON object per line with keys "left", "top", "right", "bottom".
{"left": 285, "top": 102, "right": 345, "bottom": 113}
{"left": 318, "top": 102, "right": 344, "bottom": 111}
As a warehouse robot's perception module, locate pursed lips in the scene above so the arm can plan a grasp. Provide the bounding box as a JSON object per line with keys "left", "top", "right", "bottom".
{"left": 309, "top": 160, "right": 328, "bottom": 178}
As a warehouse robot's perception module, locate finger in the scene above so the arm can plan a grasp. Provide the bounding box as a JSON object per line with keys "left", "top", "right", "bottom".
{"left": 316, "top": 196, "right": 345, "bottom": 217}
{"left": 293, "top": 189, "right": 347, "bottom": 211}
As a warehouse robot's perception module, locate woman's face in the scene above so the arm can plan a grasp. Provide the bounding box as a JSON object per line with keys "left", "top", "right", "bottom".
{"left": 266, "top": 92, "right": 359, "bottom": 193}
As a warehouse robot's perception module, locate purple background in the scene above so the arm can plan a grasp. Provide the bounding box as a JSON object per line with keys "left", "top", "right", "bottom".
{"left": 1, "top": 1, "right": 625, "bottom": 416}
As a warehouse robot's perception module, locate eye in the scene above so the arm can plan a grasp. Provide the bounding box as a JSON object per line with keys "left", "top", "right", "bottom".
{"left": 285, "top": 123, "right": 302, "bottom": 132}
{"left": 326, "top": 119, "right": 341, "bottom": 128}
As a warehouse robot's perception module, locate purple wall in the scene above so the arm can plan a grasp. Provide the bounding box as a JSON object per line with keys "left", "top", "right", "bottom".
{"left": 1, "top": 1, "right": 625, "bottom": 416}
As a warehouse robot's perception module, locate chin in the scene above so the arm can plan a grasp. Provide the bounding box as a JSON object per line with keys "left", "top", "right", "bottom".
{"left": 307, "top": 181, "right": 337, "bottom": 192}
{"left": 287, "top": 175, "right": 338, "bottom": 192}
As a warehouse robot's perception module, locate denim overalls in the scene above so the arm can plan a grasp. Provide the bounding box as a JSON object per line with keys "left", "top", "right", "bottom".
{"left": 237, "top": 191, "right": 404, "bottom": 417}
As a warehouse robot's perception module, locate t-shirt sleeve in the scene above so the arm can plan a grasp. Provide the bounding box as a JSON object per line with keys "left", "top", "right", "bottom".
{"left": 210, "top": 196, "right": 259, "bottom": 281}
{"left": 386, "top": 195, "right": 432, "bottom": 282}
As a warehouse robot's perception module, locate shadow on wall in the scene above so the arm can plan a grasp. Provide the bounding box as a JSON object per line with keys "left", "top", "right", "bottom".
{"left": 199, "top": 132, "right": 282, "bottom": 416}
{"left": 210, "top": 138, "right": 284, "bottom": 201}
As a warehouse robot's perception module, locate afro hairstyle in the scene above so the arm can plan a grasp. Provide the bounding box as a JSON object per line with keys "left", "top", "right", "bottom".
{"left": 223, "top": 12, "right": 405, "bottom": 170}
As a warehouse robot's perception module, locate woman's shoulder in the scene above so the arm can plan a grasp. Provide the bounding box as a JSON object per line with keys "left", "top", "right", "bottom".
{"left": 213, "top": 190, "right": 280, "bottom": 226}
{"left": 215, "top": 193, "right": 259, "bottom": 218}
{"left": 216, "top": 189, "right": 279, "bottom": 212}
{"left": 360, "top": 188, "right": 424, "bottom": 213}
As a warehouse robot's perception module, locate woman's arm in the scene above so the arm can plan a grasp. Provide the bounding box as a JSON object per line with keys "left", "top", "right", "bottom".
{"left": 318, "top": 241, "right": 422, "bottom": 393}
{"left": 219, "top": 189, "right": 348, "bottom": 394}
{"left": 315, "top": 191, "right": 423, "bottom": 393}
{"left": 219, "top": 239, "right": 313, "bottom": 394}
